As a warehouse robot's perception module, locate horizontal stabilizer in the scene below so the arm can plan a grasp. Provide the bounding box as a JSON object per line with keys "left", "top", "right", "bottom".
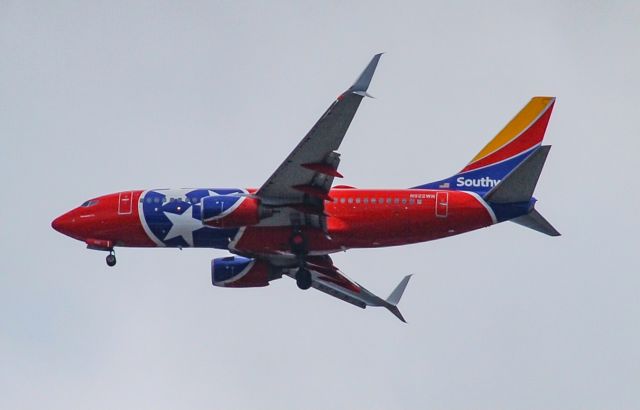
{"left": 485, "top": 145, "right": 551, "bottom": 204}
{"left": 512, "top": 209, "right": 561, "bottom": 236}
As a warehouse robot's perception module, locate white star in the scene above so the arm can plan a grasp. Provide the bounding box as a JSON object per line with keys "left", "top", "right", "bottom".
{"left": 163, "top": 206, "right": 200, "bottom": 247}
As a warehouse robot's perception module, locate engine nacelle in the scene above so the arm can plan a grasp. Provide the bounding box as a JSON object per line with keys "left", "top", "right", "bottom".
{"left": 201, "top": 195, "right": 261, "bottom": 228}
{"left": 211, "top": 256, "right": 272, "bottom": 288}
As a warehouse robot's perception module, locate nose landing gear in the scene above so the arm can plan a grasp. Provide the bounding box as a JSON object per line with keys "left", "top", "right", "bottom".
{"left": 106, "top": 250, "right": 116, "bottom": 267}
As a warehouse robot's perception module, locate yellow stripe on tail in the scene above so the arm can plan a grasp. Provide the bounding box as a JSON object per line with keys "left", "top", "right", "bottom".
{"left": 469, "top": 96, "right": 555, "bottom": 164}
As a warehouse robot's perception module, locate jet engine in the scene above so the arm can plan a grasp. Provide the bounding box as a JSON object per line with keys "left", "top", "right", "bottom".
{"left": 211, "top": 256, "right": 278, "bottom": 288}
{"left": 200, "top": 195, "right": 264, "bottom": 228}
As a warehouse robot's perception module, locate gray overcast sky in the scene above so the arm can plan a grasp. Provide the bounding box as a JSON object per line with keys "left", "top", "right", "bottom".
{"left": 1, "top": 1, "right": 639, "bottom": 409}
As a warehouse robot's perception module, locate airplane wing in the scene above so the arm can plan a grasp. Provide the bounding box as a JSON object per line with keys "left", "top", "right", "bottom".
{"left": 285, "top": 256, "right": 412, "bottom": 322}
{"left": 255, "top": 54, "right": 383, "bottom": 228}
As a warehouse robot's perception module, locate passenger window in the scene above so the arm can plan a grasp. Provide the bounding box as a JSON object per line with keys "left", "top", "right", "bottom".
{"left": 348, "top": 198, "right": 353, "bottom": 204}
{"left": 371, "top": 198, "right": 377, "bottom": 204}
{"left": 355, "top": 198, "right": 361, "bottom": 204}
{"left": 394, "top": 198, "right": 400, "bottom": 204}
{"left": 417, "top": 199, "right": 423, "bottom": 205}
{"left": 402, "top": 198, "right": 407, "bottom": 204}
{"left": 386, "top": 198, "right": 392, "bottom": 204}
{"left": 340, "top": 198, "right": 346, "bottom": 203}
{"left": 409, "top": 198, "right": 415, "bottom": 205}
{"left": 363, "top": 198, "right": 369, "bottom": 204}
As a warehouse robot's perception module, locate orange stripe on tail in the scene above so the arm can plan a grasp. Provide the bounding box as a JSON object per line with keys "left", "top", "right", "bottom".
{"left": 462, "top": 97, "right": 555, "bottom": 172}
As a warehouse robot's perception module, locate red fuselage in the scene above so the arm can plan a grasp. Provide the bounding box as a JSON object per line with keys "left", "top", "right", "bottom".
{"left": 52, "top": 187, "right": 496, "bottom": 256}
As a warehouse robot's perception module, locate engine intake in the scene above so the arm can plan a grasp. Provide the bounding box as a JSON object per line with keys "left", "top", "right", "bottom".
{"left": 211, "top": 256, "right": 277, "bottom": 288}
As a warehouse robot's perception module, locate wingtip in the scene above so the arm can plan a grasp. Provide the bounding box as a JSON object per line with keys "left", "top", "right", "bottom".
{"left": 379, "top": 274, "right": 411, "bottom": 322}
{"left": 350, "top": 53, "right": 383, "bottom": 93}
{"left": 386, "top": 305, "right": 407, "bottom": 323}
{"left": 386, "top": 274, "right": 412, "bottom": 306}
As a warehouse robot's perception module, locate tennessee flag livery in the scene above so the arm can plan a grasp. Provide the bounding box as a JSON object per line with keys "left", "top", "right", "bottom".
{"left": 52, "top": 54, "right": 560, "bottom": 321}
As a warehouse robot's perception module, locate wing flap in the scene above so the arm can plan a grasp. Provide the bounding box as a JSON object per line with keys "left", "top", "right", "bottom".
{"left": 312, "top": 281, "right": 367, "bottom": 309}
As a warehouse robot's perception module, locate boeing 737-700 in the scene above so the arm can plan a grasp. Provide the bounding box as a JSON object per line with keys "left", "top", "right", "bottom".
{"left": 52, "top": 54, "right": 560, "bottom": 321}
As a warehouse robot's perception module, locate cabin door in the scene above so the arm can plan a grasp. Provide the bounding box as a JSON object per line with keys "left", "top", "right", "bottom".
{"left": 118, "top": 191, "right": 133, "bottom": 215}
{"left": 435, "top": 192, "right": 448, "bottom": 218}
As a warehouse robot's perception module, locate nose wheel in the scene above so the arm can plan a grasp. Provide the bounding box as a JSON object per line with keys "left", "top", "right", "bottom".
{"left": 106, "top": 251, "right": 116, "bottom": 267}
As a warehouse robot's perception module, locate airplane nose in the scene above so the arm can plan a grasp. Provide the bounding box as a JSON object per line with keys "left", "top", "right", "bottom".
{"left": 51, "top": 213, "right": 73, "bottom": 236}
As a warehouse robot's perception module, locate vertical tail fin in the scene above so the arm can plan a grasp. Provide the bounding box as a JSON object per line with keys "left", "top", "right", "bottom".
{"left": 414, "top": 97, "right": 556, "bottom": 193}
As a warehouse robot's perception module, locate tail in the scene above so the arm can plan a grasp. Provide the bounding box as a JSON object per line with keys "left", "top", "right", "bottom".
{"left": 414, "top": 96, "right": 560, "bottom": 236}
{"left": 414, "top": 97, "right": 556, "bottom": 193}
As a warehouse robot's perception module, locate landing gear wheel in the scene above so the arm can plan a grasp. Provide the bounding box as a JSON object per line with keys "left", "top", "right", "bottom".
{"left": 296, "top": 268, "right": 312, "bottom": 290}
{"left": 106, "top": 252, "right": 116, "bottom": 267}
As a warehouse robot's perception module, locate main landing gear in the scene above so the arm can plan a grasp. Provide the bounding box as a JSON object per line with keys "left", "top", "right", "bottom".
{"left": 291, "top": 229, "right": 312, "bottom": 290}
{"left": 296, "top": 267, "right": 312, "bottom": 290}
{"left": 106, "top": 250, "right": 116, "bottom": 267}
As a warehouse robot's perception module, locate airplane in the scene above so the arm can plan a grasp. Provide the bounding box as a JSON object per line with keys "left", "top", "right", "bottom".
{"left": 51, "top": 54, "right": 560, "bottom": 322}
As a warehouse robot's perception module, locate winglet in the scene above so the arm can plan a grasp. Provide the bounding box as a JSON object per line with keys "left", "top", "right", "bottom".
{"left": 387, "top": 274, "right": 411, "bottom": 305}
{"left": 350, "top": 53, "right": 383, "bottom": 94}
{"left": 384, "top": 274, "right": 412, "bottom": 323}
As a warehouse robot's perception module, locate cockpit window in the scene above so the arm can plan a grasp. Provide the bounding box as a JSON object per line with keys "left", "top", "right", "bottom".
{"left": 80, "top": 199, "right": 99, "bottom": 207}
